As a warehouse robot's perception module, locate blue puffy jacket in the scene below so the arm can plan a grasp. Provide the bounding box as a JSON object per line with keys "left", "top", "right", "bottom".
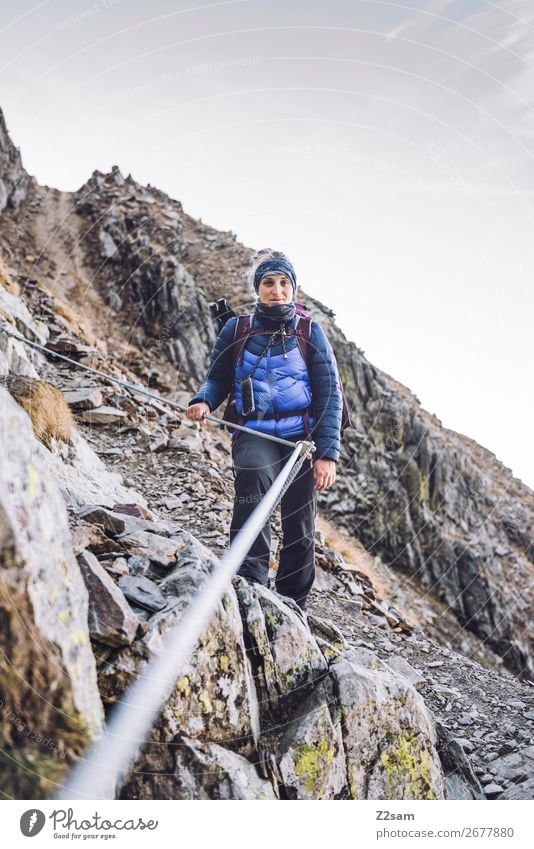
{"left": 188, "top": 312, "right": 343, "bottom": 462}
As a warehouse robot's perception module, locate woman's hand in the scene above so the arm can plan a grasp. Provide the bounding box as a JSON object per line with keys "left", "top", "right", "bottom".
{"left": 313, "top": 458, "right": 336, "bottom": 491}
{"left": 186, "top": 402, "right": 210, "bottom": 428}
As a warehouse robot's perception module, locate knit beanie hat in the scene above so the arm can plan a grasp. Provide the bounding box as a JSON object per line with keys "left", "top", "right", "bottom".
{"left": 252, "top": 254, "right": 297, "bottom": 295}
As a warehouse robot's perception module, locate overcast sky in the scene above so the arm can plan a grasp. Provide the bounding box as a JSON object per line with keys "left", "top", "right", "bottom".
{"left": 1, "top": 0, "right": 533, "bottom": 488}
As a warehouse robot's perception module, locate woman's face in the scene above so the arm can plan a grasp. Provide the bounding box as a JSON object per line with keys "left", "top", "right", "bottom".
{"left": 257, "top": 274, "right": 293, "bottom": 305}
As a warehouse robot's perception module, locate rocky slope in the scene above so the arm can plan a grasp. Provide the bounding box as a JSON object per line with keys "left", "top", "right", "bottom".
{"left": 67, "top": 146, "right": 534, "bottom": 680}
{"left": 0, "top": 106, "right": 533, "bottom": 801}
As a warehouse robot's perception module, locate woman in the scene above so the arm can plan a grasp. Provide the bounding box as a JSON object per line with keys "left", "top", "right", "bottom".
{"left": 187, "top": 248, "right": 342, "bottom": 615}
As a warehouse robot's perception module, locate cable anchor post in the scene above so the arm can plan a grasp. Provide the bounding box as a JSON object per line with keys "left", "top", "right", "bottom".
{"left": 296, "top": 439, "right": 316, "bottom": 460}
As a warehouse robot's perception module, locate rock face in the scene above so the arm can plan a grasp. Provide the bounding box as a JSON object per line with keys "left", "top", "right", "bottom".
{"left": 317, "top": 339, "right": 534, "bottom": 680}
{"left": 105, "top": 560, "right": 446, "bottom": 801}
{"left": 1, "top": 289, "right": 147, "bottom": 509}
{"left": 0, "top": 285, "right": 48, "bottom": 377}
{"left": 73, "top": 169, "right": 216, "bottom": 384}
{"left": 0, "top": 109, "right": 33, "bottom": 213}
{"left": 0, "top": 387, "right": 104, "bottom": 798}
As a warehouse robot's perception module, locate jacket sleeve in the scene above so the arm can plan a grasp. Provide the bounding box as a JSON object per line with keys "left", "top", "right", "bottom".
{"left": 188, "top": 317, "right": 237, "bottom": 412}
{"left": 308, "top": 321, "right": 343, "bottom": 462}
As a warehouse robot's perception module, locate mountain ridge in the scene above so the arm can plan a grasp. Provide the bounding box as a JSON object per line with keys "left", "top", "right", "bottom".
{"left": 1, "top": 106, "right": 532, "bottom": 679}
{"left": 0, "top": 105, "right": 533, "bottom": 800}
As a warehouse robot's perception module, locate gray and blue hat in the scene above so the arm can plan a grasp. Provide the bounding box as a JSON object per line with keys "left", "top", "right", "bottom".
{"left": 253, "top": 257, "right": 297, "bottom": 294}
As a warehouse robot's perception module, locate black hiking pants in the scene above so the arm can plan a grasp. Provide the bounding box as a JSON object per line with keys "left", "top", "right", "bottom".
{"left": 229, "top": 429, "right": 317, "bottom": 610}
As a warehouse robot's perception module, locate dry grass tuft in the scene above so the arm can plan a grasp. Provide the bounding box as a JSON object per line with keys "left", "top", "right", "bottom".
{"left": 1, "top": 375, "right": 74, "bottom": 448}
{"left": 316, "top": 512, "right": 390, "bottom": 598}
{"left": 0, "top": 255, "right": 19, "bottom": 295}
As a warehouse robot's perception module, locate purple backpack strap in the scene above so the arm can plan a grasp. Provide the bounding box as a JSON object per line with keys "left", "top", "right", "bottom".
{"left": 291, "top": 312, "right": 312, "bottom": 362}
{"left": 232, "top": 314, "right": 250, "bottom": 369}
{"left": 291, "top": 313, "right": 314, "bottom": 437}
{"left": 232, "top": 314, "right": 266, "bottom": 368}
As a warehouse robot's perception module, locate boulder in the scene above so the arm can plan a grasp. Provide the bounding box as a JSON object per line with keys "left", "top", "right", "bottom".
{"left": 77, "top": 504, "right": 165, "bottom": 537}
{"left": 329, "top": 647, "right": 446, "bottom": 799}
{"left": 116, "top": 529, "right": 187, "bottom": 566}
{"left": 99, "top": 537, "right": 259, "bottom": 791}
{"left": 78, "top": 405, "right": 127, "bottom": 424}
{"left": 274, "top": 678, "right": 347, "bottom": 799}
{"left": 233, "top": 577, "right": 329, "bottom": 720}
{"left": 119, "top": 736, "right": 277, "bottom": 800}
{"left": 62, "top": 387, "right": 104, "bottom": 410}
{"left": 77, "top": 550, "right": 141, "bottom": 647}
{"left": 112, "top": 568, "right": 446, "bottom": 800}
{"left": 0, "top": 387, "right": 104, "bottom": 798}
{"left": 70, "top": 521, "right": 124, "bottom": 556}
{"left": 386, "top": 655, "right": 426, "bottom": 690}
{"left": 117, "top": 574, "right": 167, "bottom": 612}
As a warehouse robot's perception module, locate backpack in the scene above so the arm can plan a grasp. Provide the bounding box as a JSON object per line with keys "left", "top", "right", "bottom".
{"left": 220, "top": 302, "right": 353, "bottom": 437}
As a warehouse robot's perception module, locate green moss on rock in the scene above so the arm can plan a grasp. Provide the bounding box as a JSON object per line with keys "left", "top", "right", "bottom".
{"left": 379, "top": 732, "right": 437, "bottom": 800}
{"left": 176, "top": 676, "right": 191, "bottom": 697}
{"left": 198, "top": 690, "right": 213, "bottom": 715}
{"left": 294, "top": 737, "right": 335, "bottom": 797}
{"left": 348, "top": 763, "right": 359, "bottom": 799}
